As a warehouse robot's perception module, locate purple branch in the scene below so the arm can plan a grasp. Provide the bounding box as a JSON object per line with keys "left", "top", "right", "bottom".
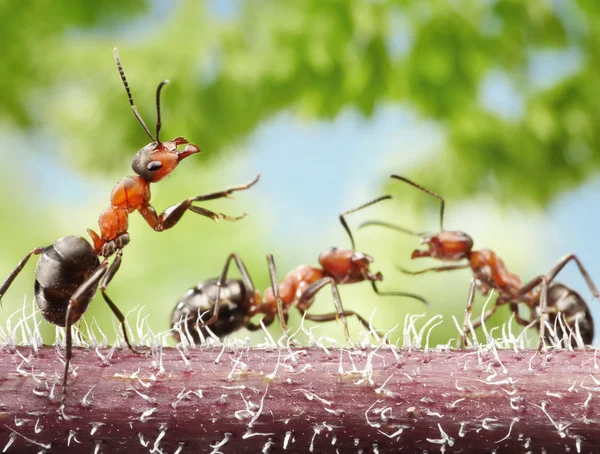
{"left": 0, "top": 344, "right": 599, "bottom": 453}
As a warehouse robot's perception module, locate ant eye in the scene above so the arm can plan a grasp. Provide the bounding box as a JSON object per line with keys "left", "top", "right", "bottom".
{"left": 147, "top": 161, "right": 163, "bottom": 171}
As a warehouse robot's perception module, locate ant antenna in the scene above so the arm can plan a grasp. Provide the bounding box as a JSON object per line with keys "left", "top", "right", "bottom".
{"left": 155, "top": 80, "right": 169, "bottom": 143}
{"left": 339, "top": 195, "right": 392, "bottom": 251}
{"left": 113, "top": 48, "right": 156, "bottom": 142}
{"left": 391, "top": 175, "right": 445, "bottom": 231}
{"left": 359, "top": 220, "right": 426, "bottom": 237}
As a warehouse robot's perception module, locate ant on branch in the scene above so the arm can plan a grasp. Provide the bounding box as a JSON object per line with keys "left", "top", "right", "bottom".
{"left": 361, "top": 175, "right": 599, "bottom": 349}
{"left": 171, "top": 196, "right": 429, "bottom": 345}
{"left": 0, "top": 48, "right": 259, "bottom": 397}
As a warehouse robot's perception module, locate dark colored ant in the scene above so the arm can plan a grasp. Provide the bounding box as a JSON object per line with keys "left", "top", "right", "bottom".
{"left": 0, "top": 48, "right": 259, "bottom": 397}
{"left": 171, "top": 196, "right": 429, "bottom": 345}
{"left": 361, "top": 175, "right": 599, "bottom": 349}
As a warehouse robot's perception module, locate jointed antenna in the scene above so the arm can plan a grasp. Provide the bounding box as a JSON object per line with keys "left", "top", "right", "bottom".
{"left": 155, "top": 80, "right": 169, "bottom": 143}
{"left": 359, "top": 220, "right": 426, "bottom": 237}
{"left": 391, "top": 175, "right": 445, "bottom": 231}
{"left": 339, "top": 195, "right": 392, "bottom": 251}
{"left": 113, "top": 48, "right": 156, "bottom": 142}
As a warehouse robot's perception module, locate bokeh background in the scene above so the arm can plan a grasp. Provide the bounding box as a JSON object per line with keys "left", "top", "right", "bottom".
{"left": 1, "top": 0, "right": 599, "bottom": 347}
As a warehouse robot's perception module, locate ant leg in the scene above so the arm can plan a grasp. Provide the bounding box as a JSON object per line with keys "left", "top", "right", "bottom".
{"left": 200, "top": 252, "right": 256, "bottom": 329}
{"left": 138, "top": 175, "right": 261, "bottom": 231}
{"left": 461, "top": 278, "right": 478, "bottom": 347}
{"left": 537, "top": 277, "right": 548, "bottom": 352}
{"left": 507, "top": 303, "right": 532, "bottom": 327}
{"left": 397, "top": 264, "right": 470, "bottom": 276}
{"left": 519, "top": 253, "right": 599, "bottom": 298}
{"left": 371, "top": 281, "right": 430, "bottom": 306}
{"left": 98, "top": 250, "right": 141, "bottom": 355}
{"left": 266, "top": 254, "right": 288, "bottom": 336}
{"left": 298, "top": 277, "right": 357, "bottom": 346}
{"left": 62, "top": 262, "right": 109, "bottom": 397}
{"left": 0, "top": 247, "right": 46, "bottom": 305}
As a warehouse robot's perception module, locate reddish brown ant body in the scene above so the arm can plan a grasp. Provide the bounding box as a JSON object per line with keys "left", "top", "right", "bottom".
{"left": 171, "top": 196, "right": 429, "bottom": 344}
{"left": 0, "top": 48, "right": 258, "bottom": 396}
{"left": 361, "top": 175, "right": 599, "bottom": 349}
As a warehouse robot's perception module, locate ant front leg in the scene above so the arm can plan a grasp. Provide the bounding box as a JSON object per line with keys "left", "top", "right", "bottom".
{"left": 98, "top": 250, "right": 140, "bottom": 355}
{"left": 138, "top": 174, "right": 261, "bottom": 231}
{"left": 460, "top": 278, "right": 478, "bottom": 347}
{"left": 298, "top": 277, "right": 364, "bottom": 347}
{"left": 0, "top": 246, "right": 46, "bottom": 305}
{"left": 199, "top": 252, "right": 257, "bottom": 330}
{"left": 266, "top": 254, "right": 289, "bottom": 337}
{"left": 397, "top": 264, "right": 470, "bottom": 276}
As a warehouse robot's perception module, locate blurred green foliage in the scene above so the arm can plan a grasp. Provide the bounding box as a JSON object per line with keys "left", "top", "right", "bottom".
{"left": 0, "top": 0, "right": 597, "bottom": 347}
{"left": 3, "top": 0, "right": 598, "bottom": 205}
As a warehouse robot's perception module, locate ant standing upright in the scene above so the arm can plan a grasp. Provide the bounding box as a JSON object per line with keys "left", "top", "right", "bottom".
{"left": 0, "top": 48, "right": 259, "bottom": 397}
{"left": 361, "top": 175, "right": 599, "bottom": 349}
{"left": 171, "top": 195, "right": 429, "bottom": 345}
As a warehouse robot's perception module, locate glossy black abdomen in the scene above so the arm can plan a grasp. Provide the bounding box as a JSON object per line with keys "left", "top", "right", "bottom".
{"left": 34, "top": 236, "right": 100, "bottom": 327}
{"left": 171, "top": 278, "right": 251, "bottom": 343}
{"left": 544, "top": 283, "right": 594, "bottom": 346}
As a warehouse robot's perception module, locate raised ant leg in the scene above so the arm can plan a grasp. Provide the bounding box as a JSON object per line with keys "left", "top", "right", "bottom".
{"left": 370, "top": 281, "right": 431, "bottom": 306}
{"left": 298, "top": 277, "right": 359, "bottom": 346}
{"left": 199, "top": 252, "right": 256, "bottom": 329}
{"left": 266, "top": 254, "right": 288, "bottom": 336}
{"left": 98, "top": 250, "right": 140, "bottom": 355}
{"left": 0, "top": 247, "right": 46, "bottom": 305}
{"left": 506, "top": 302, "right": 532, "bottom": 327}
{"left": 138, "top": 174, "right": 260, "bottom": 231}
{"left": 397, "top": 264, "right": 470, "bottom": 275}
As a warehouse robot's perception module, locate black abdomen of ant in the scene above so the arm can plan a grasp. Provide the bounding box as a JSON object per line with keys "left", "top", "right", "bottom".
{"left": 172, "top": 278, "right": 251, "bottom": 342}
{"left": 34, "top": 236, "right": 100, "bottom": 326}
{"left": 544, "top": 283, "right": 594, "bottom": 346}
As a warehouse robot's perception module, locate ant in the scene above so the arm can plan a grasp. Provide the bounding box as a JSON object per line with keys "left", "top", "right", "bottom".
{"left": 0, "top": 48, "right": 259, "bottom": 397}
{"left": 361, "top": 175, "right": 599, "bottom": 349}
{"left": 171, "top": 196, "right": 429, "bottom": 345}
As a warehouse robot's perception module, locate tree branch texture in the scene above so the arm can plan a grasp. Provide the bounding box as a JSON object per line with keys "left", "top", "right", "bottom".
{"left": 0, "top": 339, "right": 599, "bottom": 453}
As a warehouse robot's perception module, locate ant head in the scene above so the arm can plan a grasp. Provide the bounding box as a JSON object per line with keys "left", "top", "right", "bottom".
{"left": 114, "top": 48, "right": 201, "bottom": 182}
{"left": 131, "top": 137, "right": 200, "bottom": 182}
{"left": 413, "top": 231, "right": 474, "bottom": 261}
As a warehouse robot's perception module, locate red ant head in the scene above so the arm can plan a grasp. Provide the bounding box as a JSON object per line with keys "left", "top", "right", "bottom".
{"left": 319, "top": 248, "right": 383, "bottom": 284}
{"left": 132, "top": 137, "right": 200, "bottom": 183}
{"left": 412, "top": 231, "right": 473, "bottom": 261}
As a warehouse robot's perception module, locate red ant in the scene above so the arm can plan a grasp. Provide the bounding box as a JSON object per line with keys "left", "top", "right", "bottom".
{"left": 361, "top": 175, "right": 599, "bottom": 349}
{"left": 171, "top": 196, "right": 429, "bottom": 345}
{"left": 0, "top": 48, "right": 259, "bottom": 397}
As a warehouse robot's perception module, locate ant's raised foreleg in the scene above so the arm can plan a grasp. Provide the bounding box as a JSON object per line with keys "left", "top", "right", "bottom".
{"left": 138, "top": 174, "right": 261, "bottom": 231}
{"left": 0, "top": 247, "right": 46, "bottom": 306}
{"left": 98, "top": 249, "right": 140, "bottom": 355}
{"left": 199, "top": 252, "right": 257, "bottom": 330}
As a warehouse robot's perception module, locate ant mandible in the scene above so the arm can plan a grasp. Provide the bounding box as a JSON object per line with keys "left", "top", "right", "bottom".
{"left": 171, "top": 196, "right": 429, "bottom": 345}
{"left": 361, "top": 175, "right": 599, "bottom": 349}
{"left": 0, "top": 48, "right": 259, "bottom": 397}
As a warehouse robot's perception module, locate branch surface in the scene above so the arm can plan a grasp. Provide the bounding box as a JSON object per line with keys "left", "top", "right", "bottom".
{"left": 0, "top": 343, "right": 599, "bottom": 453}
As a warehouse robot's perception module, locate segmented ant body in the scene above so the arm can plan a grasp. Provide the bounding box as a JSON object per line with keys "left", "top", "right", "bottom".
{"left": 361, "top": 175, "right": 599, "bottom": 349}
{"left": 172, "top": 196, "right": 428, "bottom": 344}
{"left": 0, "top": 48, "right": 258, "bottom": 396}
